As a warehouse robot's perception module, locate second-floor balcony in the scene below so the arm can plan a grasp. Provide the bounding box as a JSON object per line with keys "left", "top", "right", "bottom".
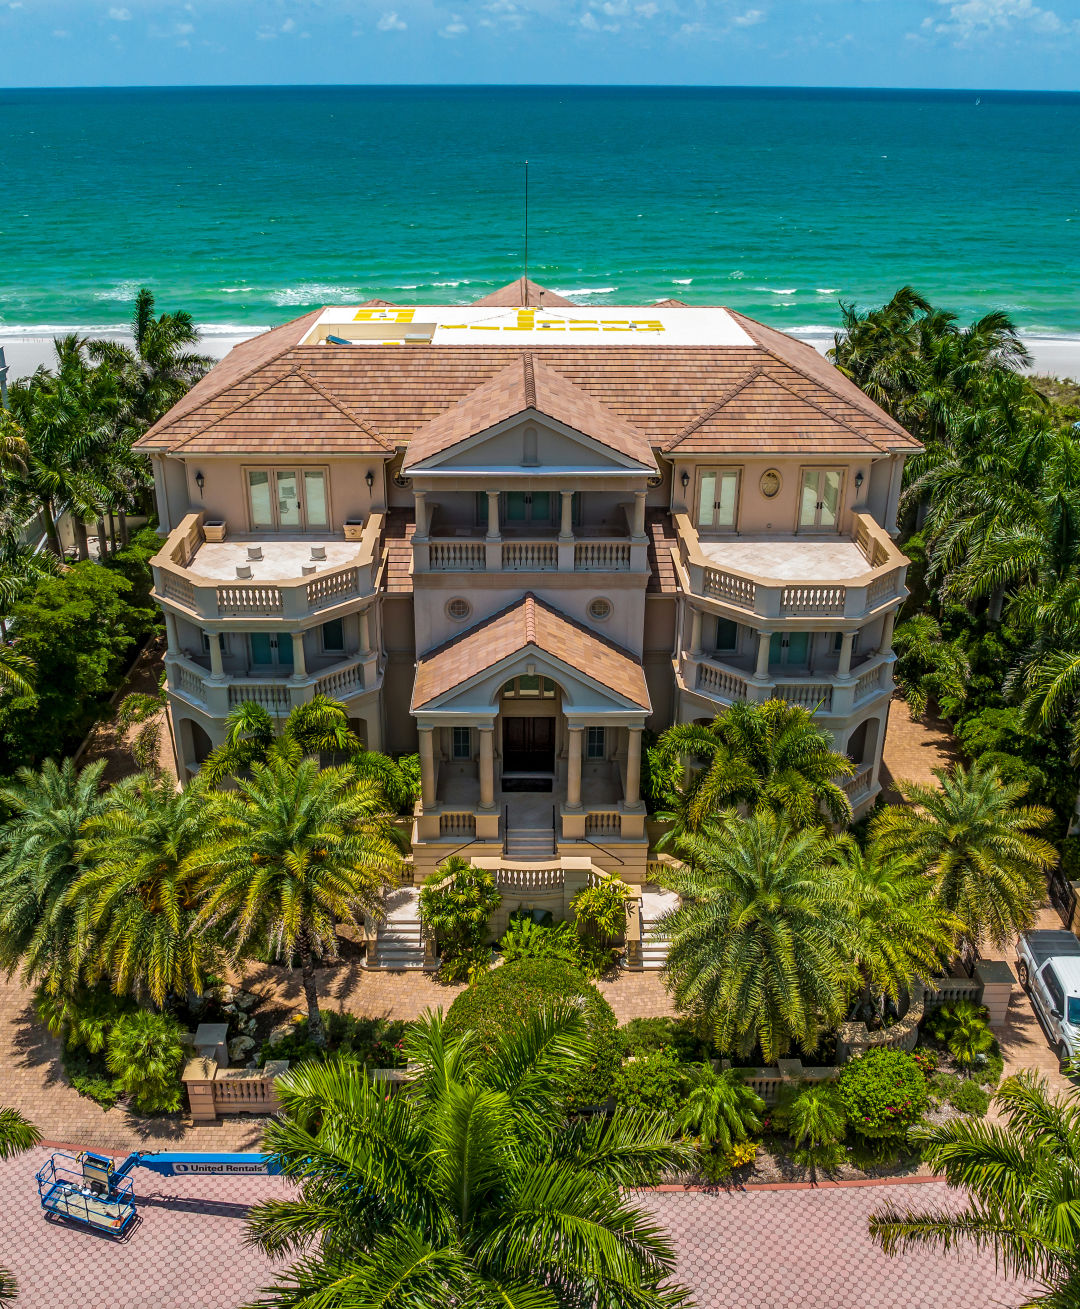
{"left": 674, "top": 511, "right": 908, "bottom": 622}
{"left": 167, "top": 649, "right": 377, "bottom": 717}
{"left": 681, "top": 648, "right": 895, "bottom": 718}
{"left": 151, "top": 511, "right": 384, "bottom": 623}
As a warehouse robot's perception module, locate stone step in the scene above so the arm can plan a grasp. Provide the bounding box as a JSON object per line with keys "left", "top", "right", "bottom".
{"left": 505, "top": 826, "right": 556, "bottom": 857}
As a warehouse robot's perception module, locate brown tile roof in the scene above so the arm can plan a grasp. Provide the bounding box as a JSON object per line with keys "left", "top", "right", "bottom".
{"left": 411, "top": 593, "right": 651, "bottom": 711}
{"left": 359, "top": 299, "right": 399, "bottom": 307}
{"left": 404, "top": 352, "right": 655, "bottom": 470}
{"left": 382, "top": 508, "right": 415, "bottom": 593}
{"left": 646, "top": 510, "right": 678, "bottom": 594}
{"left": 136, "top": 309, "right": 920, "bottom": 458}
{"left": 653, "top": 298, "right": 688, "bottom": 308}
{"left": 472, "top": 278, "right": 576, "bottom": 308}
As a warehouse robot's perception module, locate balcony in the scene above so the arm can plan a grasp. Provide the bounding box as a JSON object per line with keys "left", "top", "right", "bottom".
{"left": 673, "top": 512, "right": 907, "bottom": 622}
{"left": 683, "top": 649, "right": 894, "bottom": 718}
{"left": 151, "top": 511, "right": 384, "bottom": 624}
{"left": 166, "top": 650, "right": 373, "bottom": 717}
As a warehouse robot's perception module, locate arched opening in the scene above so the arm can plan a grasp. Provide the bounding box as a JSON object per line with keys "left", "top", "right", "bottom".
{"left": 846, "top": 719, "right": 870, "bottom": 767}
{"left": 178, "top": 717, "right": 214, "bottom": 769}
{"left": 497, "top": 672, "right": 563, "bottom": 790}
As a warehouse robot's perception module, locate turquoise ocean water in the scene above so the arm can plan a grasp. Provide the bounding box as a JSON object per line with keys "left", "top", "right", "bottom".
{"left": 1, "top": 85, "right": 1079, "bottom": 336}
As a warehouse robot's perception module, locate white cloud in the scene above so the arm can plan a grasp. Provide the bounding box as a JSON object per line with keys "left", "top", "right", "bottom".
{"left": 733, "top": 8, "right": 765, "bottom": 26}
{"left": 925, "top": 0, "right": 1078, "bottom": 40}
{"left": 281, "top": 16, "right": 295, "bottom": 32}
{"left": 440, "top": 14, "right": 468, "bottom": 35}
{"left": 52, "top": 27, "right": 70, "bottom": 36}
{"left": 377, "top": 10, "right": 407, "bottom": 30}
{"left": 107, "top": 6, "right": 131, "bottom": 19}
{"left": 635, "top": 2, "right": 660, "bottom": 16}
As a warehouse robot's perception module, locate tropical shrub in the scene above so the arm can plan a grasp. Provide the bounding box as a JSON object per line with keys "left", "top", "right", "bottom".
{"left": 677, "top": 1063, "right": 764, "bottom": 1153}
{"left": 571, "top": 876, "right": 631, "bottom": 940}
{"left": 105, "top": 1010, "right": 186, "bottom": 1114}
{"left": 419, "top": 857, "right": 501, "bottom": 977}
{"left": 444, "top": 958, "right": 619, "bottom": 1108}
{"left": 701, "top": 1138, "right": 759, "bottom": 1182}
{"left": 836, "top": 1048, "right": 928, "bottom": 1142}
{"left": 931, "top": 1073, "right": 991, "bottom": 1117}
{"left": 392, "top": 752, "right": 422, "bottom": 812}
{"left": 775, "top": 1082, "right": 847, "bottom": 1170}
{"left": 927, "top": 1000, "right": 995, "bottom": 1070}
{"left": 259, "top": 1012, "right": 410, "bottom": 1069}
{"left": 618, "top": 1016, "right": 712, "bottom": 1063}
{"left": 612, "top": 1046, "right": 687, "bottom": 1115}
{"left": 35, "top": 984, "right": 136, "bottom": 1053}
{"left": 60, "top": 1046, "right": 122, "bottom": 1111}
{"left": 498, "top": 912, "right": 578, "bottom": 965}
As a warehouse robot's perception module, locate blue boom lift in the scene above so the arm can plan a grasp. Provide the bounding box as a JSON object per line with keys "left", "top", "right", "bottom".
{"left": 36, "top": 1150, "right": 281, "bottom": 1235}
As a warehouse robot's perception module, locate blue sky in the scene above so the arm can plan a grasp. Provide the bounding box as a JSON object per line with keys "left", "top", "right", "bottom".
{"left": 2, "top": 0, "right": 1078, "bottom": 89}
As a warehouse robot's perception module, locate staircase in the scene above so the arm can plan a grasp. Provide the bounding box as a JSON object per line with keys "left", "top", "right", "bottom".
{"left": 367, "top": 887, "right": 426, "bottom": 970}
{"left": 505, "top": 826, "right": 557, "bottom": 860}
{"left": 639, "top": 885, "right": 680, "bottom": 970}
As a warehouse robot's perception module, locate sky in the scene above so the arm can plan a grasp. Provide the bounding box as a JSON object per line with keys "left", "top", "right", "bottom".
{"left": 1, "top": 0, "right": 1078, "bottom": 90}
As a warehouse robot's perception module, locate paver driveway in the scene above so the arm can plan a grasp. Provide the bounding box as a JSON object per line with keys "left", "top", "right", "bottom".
{"left": 0, "top": 1149, "right": 1037, "bottom": 1309}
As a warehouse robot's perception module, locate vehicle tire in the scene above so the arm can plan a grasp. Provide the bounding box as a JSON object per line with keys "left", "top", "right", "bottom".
{"left": 1017, "top": 961, "right": 1030, "bottom": 990}
{"left": 1058, "top": 1043, "right": 1070, "bottom": 1070}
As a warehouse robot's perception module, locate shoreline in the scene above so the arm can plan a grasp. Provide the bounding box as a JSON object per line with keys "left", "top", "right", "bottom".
{"left": 2, "top": 326, "right": 1079, "bottom": 383}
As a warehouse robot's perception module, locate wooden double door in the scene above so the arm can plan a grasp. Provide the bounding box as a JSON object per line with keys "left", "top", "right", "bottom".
{"left": 502, "top": 716, "right": 556, "bottom": 774}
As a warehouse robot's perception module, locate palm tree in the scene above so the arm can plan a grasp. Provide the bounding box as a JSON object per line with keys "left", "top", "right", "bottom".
{"left": 677, "top": 1063, "right": 764, "bottom": 1154}
{"left": 0, "top": 758, "right": 108, "bottom": 996}
{"left": 0, "top": 1106, "right": 41, "bottom": 1304}
{"left": 658, "top": 811, "right": 854, "bottom": 1062}
{"left": 244, "top": 1003, "right": 692, "bottom": 1308}
{"left": 870, "top": 761, "right": 1056, "bottom": 953}
{"left": 200, "top": 695, "right": 361, "bottom": 785}
{"left": 869, "top": 1072, "right": 1080, "bottom": 1306}
{"left": 72, "top": 772, "right": 219, "bottom": 1006}
{"left": 198, "top": 756, "right": 400, "bottom": 1047}
{"left": 659, "top": 698, "right": 854, "bottom": 833}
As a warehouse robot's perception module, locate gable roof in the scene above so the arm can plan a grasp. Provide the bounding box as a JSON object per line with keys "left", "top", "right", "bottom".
{"left": 472, "top": 278, "right": 576, "bottom": 308}
{"left": 403, "top": 352, "right": 655, "bottom": 470}
{"left": 411, "top": 593, "right": 651, "bottom": 711}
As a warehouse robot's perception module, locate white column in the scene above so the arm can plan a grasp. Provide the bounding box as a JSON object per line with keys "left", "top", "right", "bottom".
{"left": 359, "top": 608, "right": 371, "bottom": 653}
{"left": 559, "top": 490, "right": 574, "bottom": 540}
{"left": 690, "top": 607, "right": 703, "bottom": 657}
{"left": 486, "top": 490, "right": 501, "bottom": 541}
{"left": 878, "top": 609, "right": 897, "bottom": 655}
{"left": 837, "top": 630, "right": 855, "bottom": 679}
{"left": 207, "top": 631, "right": 224, "bottom": 679}
{"left": 566, "top": 725, "right": 583, "bottom": 810}
{"left": 625, "top": 727, "right": 642, "bottom": 807}
{"left": 164, "top": 610, "right": 180, "bottom": 655}
{"left": 632, "top": 490, "right": 647, "bottom": 538}
{"left": 479, "top": 727, "right": 495, "bottom": 809}
{"left": 291, "top": 632, "right": 307, "bottom": 678}
{"left": 755, "top": 630, "right": 771, "bottom": 680}
{"left": 419, "top": 727, "right": 436, "bottom": 808}
{"left": 414, "top": 490, "right": 429, "bottom": 538}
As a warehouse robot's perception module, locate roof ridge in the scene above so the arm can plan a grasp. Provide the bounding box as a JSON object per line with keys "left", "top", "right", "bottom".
{"left": 522, "top": 353, "right": 536, "bottom": 409}
{"left": 524, "top": 592, "right": 537, "bottom": 643}
{"left": 671, "top": 367, "right": 765, "bottom": 445}
{"left": 293, "top": 367, "right": 393, "bottom": 450}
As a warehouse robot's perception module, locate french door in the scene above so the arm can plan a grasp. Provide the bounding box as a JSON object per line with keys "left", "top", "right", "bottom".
{"left": 798, "top": 469, "right": 843, "bottom": 530}
{"left": 249, "top": 633, "right": 294, "bottom": 668}
{"left": 247, "top": 468, "right": 329, "bottom": 531}
{"left": 697, "top": 469, "right": 739, "bottom": 530}
{"left": 769, "top": 631, "right": 810, "bottom": 668}
{"left": 504, "top": 491, "right": 553, "bottom": 526}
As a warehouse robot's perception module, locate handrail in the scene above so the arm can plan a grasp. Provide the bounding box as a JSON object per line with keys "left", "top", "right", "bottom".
{"left": 582, "top": 835, "right": 625, "bottom": 866}
{"left": 552, "top": 805, "right": 558, "bottom": 857}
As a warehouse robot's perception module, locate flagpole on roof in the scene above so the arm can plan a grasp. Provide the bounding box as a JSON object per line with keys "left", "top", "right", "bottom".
{"left": 523, "top": 159, "right": 529, "bottom": 291}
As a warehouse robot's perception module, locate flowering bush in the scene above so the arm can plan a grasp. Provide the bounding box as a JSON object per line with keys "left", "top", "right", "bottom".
{"left": 836, "top": 1047, "right": 928, "bottom": 1141}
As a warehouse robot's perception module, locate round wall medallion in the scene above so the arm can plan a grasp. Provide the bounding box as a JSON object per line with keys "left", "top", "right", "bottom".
{"left": 759, "top": 469, "right": 782, "bottom": 499}
{"left": 446, "top": 597, "right": 471, "bottom": 621}
{"left": 588, "top": 597, "right": 613, "bottom": 621}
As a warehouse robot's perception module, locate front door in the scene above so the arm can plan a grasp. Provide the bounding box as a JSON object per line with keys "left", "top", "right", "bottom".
{"left": 249, "top": 632, "right": 294, "bottom": 668}
{"left": 502, "top": 716, "right": 556, "bottom": 773}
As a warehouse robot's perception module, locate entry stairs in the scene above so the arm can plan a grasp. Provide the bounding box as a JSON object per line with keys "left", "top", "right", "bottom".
{"left": 366, "top": 886, "right": 425, "bottom": 970}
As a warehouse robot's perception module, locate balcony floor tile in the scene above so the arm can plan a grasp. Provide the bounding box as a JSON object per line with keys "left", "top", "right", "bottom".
{"left": 192, "top": 538, "right": 357, "bottom": 581}
{"left": 700, "top": 536, "right": 868, "bottom": 582}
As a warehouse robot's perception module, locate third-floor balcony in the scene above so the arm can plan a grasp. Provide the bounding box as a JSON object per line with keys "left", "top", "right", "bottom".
{"left": 150, "top": 511, "right": 385, "bottom": 623}
{"left": 673, "top": 511, "right": 908, "bottom": 622}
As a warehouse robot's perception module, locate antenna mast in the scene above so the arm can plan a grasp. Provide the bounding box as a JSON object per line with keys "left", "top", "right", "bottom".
{"left": 524, "top": 159, "right": 529, "bottom": 289}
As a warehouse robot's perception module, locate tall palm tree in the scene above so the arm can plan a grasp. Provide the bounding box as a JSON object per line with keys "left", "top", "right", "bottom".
{"left": 244, "top": 1003, "right": 692, "bottom": 1309}
{"left": 870, "top": 761, "right": 1056, "bottom": 954}
{"left": 200, "top": 695, "right": 361, "bottom": 785}
{"left": 659, "top": 698, "right": 854, "bottom": 833}
{"left": 72, "top": 772, "right": 219, "bottom": 1006}
{"left": 0, "top": 758, "right": 108, "bottom": 996}
{"left": 869, "top": 1072, "right": 1080, "bottom": 1306}
{"left": 0, "top": 1106, "right": 41, "bottom": 1304}
{"left": 658, "top": 811, "right": 854, "bottom": 1062}
{"left": 198, "top": 757, "right": 401, "bottom": 1047}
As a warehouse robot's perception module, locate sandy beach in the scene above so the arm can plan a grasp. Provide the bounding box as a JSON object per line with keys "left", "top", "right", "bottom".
{"left": 2, "top": 327, "right": 1079, "bottom": 386}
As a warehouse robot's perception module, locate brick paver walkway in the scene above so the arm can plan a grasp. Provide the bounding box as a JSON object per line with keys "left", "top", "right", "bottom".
{"left": 0, "top": 1148, "right": 1036, "bottom": 1309}
{"left": 879, "top": 694, "right": 959, "bottom": 797}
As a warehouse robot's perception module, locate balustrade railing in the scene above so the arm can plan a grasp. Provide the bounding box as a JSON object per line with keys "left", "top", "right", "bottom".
{"left": 780, "top": 585, "right": 846, "bottom": 617}
{"left": 502, "top": 541, "right": 558, "bottom": 571}
{"left": 696, "top": 658, "right": 755, "bottom": 702}
{"left": 584, "top": 811, "right": 621, "bottom": 839}
{"left": 703, "top": 566, "right": 757, "bottom": 607}
{"left": 774, "top": 680, "right": 834, "bottom": 710}
{"left": 842, "top": 764, "right": 874, "bottom": 800}
{"left": 314, "top": 657, "right": 365, "bottom": 699}
{"left": 854, "top": 661, "right": 885, "bottom": 702}
{"left": 429, "top": 541, "right": 485, "bottom": 571}
{"left": 575, "top": 541, "right": 630, "bottom": 571}
{"left": 439, "top": 812, "right": 477, "bottom": 838}
{"left": 228, "top": 681, "right": 291, "bottom": 712}
{"left": 494, "top": 867, "right": 564, "bottom": 891}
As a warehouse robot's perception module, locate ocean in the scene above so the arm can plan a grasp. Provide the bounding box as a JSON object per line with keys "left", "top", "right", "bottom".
{"left": 1, "top": 85, "right": 1079, "bottom": 339}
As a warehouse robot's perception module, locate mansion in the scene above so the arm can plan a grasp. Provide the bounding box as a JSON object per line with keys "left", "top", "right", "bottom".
{"left": 138, "top": 278, "right": 917, "bottom": 902}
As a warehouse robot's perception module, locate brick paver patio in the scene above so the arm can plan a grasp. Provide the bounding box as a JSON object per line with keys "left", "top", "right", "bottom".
{"left": 0, "top": 1147, "right": 1037, "bottom": 1309}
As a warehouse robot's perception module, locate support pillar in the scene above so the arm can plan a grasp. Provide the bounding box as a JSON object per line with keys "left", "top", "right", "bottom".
{"left": 632, "top": 490, "right": 646, "bottom": 539}
{"left": 566, "top": 725, "right": 583, "bottom": 810}
{"left": 419, "top": 727, "right": 436, "bottom": 809}
{"left": 878, "top": 608, "right": 897, "bottom": 655}
{"left": 164, "top": 610, "right": 180, "bottom": 656}
{"left": 414, "top": 490, "right": 428, "bottom": 538}
{"left": 559, "top": 490, "right": 574, "bottom": 540}
{"left": 486, "top": 490, "right": 501, "bottom": 541}
{"left": 207, "top": 631, "right": 224, "bottom": 680}
{"left": 359, "top": 608, "right": 371, "bottom": 653}
{"left": 479, "top": 726, "right": 495, "bottom": 809}
{"left": 291, "top": 632, "right": 307, "bottom": 679}
{"left": 625, "top": 727, "right": 642, "bottom": 807}
{"left": 690, "top": 606, "right": 703, "bottom": 657}
{"left": 837, "top": 630, "right": 855, "bottom": 679}
{"left": 754, "top": 630, "right": 771, "bottom": 680}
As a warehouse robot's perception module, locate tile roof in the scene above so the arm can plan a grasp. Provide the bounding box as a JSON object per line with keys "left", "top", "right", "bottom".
{"left": 411, "top": 593, "right": 651, "bottom": 710}
{"left": 403, "top": 352, "right": 656, "bottom": 470}
{"left": 136, "top": 310, "right": 920, "bottom": 458}
{"left": 472, "top": 278, "right": 576, "bottom": 308}
{"left": 646, "top": 510, "right": 678, "bottom": 594}
{"left": 382, "top": 508, "right": 415, "bottom": 593}
{"left": 653, "top": 298, "right": 688, "bottom": 308}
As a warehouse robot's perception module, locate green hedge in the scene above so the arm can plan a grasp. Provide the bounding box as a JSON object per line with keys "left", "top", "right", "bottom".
{"left": 837, "top": 1047, "right": 928, "bottom": 1141}
{"left": 444, "top": 958, "right": 618, "bottom": 1108}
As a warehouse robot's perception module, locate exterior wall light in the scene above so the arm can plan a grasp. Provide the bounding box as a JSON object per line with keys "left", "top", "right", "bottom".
{"left": 195, "top": 470, "right": 205, "bottom": 494}
{"left": 854, "top": 470, "right": 864, "bottom": 492}
{"left": 365, "top": 469, "right": 374, "bottom": 490}
{"left": 680, "top": 469, "right": 690, "bottom": 490}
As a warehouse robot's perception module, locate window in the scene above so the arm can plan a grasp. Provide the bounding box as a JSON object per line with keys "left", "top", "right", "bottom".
{"left": 588, "top": 597, "right": 613, "bottom": 621}
{"left": 504, "top": 491, "right": 553, "bottom": 524}
{"left": 452, "top": 727, "right": 472, "bottom": 760}
{"left": 501, "top": 676, "right": 557, "bottom": 699}
{"left": 446, "top": 597, "right": 472, "bottom": 621}
{"left": 246, "top": 467, "right": 329, "bottom": 531}
{"left": 1044, "top": 966, "right": 1066, "bottom": 1016}
{"left": 586, "top": 726, "right": 606, "bottom": 759}
{"left": 769, "top": 631, "right": 810, "bottom": 667}
{"left": 201, "top": 632, "right": 224, "bottom": 655}
{"left": 833, "top": 632, "right": 859, "bottom": 655}
{"left": 697, "top": 469, "right": 739, "bottom": 530}
{"left": 321, "top": 618, "right": 345, "bottom": 652}
{"left": 714, "top": 616, "right": 739, "bottom": 652}
{"left": 1069, "top": 996, "right": 1080, "bottom": 1025}
{"left": 799, "top": 469, "right": 844, "bottom": 530}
